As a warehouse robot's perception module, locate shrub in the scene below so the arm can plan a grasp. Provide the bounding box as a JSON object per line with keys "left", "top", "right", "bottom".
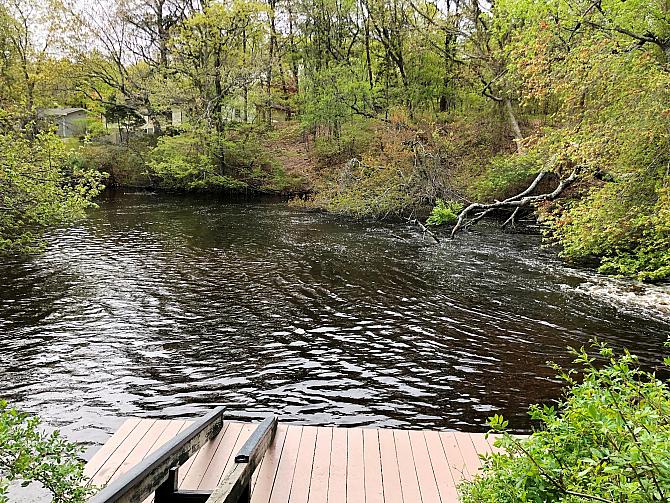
{"left": 546, "top": 180, "right": 670, "bottom": 282}
{"left": 0, "top": 401, "right": 91, "bottom": 503}
{"left": 459, "top": 343, "right": 670, "bottom": 503}
{"left": 0, "top": 131, "right": 105, "bottom": 252}
{"left": 312, "top": 119, "right": 375, "bottom": 168}
{"left": 145, "top": 130, "right": 305, "bottom": 193}
{"left": 80, "top": 142, "right": 149, "bottom": 187}
{"left": 471, "top": 152, "right": 543, "bottom": 201}
{"left": 147, "top": 133, "right": 249, "bottom": 191}
{"left": 308, "top": 139, "right": 418, "bottom": 218}
{"left": 426, "top": 199, "right": 463, "bottom": 226}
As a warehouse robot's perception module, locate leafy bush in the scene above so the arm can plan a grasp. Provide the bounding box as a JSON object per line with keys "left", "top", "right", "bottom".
{"left": 312, "top": 119, "right": 375, "bottom": 168}
{"left": 0, "top": 401, "right": 91, "bottom": 503}
{"left": 512, "top": 27, "right": 670, "bottom": 282}
{"left": 471, "top": 152, "right": 543, "bottom": 201}
{"left": 146, "top": 130, "right": 306, "bottom": 193}
{"left": 546, "top": 180, "right": 670, "bottom": 282}
{"left": 310, "top": 160, "right": 416, "bottom": 218}
{"left": 308, "top": 131, "right": 419, "bottom": 218}
{"left": 460, "top": 343, "right": 670, "bottom": 503}
{"left": 0, "top": 131, "right": 105, "bottom": 252}
{"left": 426, "top": 199, "right": 463, "bottom": 226}
{"left": 147, "top": 133, "right": 248, "bottom": 191}
{"left": 81, "top": 142, "right": 149, "bottom": 187}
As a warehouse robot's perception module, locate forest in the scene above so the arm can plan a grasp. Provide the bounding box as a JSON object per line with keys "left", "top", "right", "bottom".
{"left": 0, "top": 0, "right": 669, "bottom": 279}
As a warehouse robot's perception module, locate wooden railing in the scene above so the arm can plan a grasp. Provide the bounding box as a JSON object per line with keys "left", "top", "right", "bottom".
{"left": 88, "top": 409, "right": 278, "bottom": 503}
{"left": 205, "top": 416, "right": 277, "bottom": 503}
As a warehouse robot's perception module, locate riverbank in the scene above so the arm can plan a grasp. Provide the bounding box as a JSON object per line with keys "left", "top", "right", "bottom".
{"left": 80, "top": 123, "right": 316, "bottom": 196}
{"left": 69, "top": 109, "right": 669, "bottom": 285}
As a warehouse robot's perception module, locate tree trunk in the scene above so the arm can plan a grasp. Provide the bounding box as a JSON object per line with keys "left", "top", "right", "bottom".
{"left": 267, "top": 0, "right": 277, "bottom": 127}
{"left": 242, "top": 28, "right": 248, "bottom": 122}
{"left": 450, "top": 169, "right": 580, "bottom": 238}
{"left": 504, "top": 98, "right": 523, "bottom": 151}
{"left": 364, "top": 18, "right": 374, "bottom": 89}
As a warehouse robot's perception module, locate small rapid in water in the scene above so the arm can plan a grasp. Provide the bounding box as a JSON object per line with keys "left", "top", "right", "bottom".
{"left": 0, "top": 191, "right": 668, "bottom": 453}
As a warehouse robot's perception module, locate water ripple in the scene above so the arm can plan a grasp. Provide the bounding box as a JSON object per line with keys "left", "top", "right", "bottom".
{"left": 0, "top": 192, "right": 669, "bottom": 452}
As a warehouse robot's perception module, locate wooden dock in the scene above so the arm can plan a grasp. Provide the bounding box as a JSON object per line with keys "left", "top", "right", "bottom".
{"left": 86, "top": 417, "right": 497, "bottom": 503}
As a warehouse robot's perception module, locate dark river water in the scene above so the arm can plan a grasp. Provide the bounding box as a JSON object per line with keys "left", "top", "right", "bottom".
{"left": 1, "top": 191, "right": 669, "bottom": 455}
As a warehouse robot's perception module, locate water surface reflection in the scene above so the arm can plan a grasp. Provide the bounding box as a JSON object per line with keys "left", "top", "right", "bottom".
{"left": 0, "top": 192, "right": 668, "bottom": 451}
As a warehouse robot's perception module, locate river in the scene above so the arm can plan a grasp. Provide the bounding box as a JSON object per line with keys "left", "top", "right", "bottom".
{"left": 1, "top": 191, "right": 668, "bottom": 455}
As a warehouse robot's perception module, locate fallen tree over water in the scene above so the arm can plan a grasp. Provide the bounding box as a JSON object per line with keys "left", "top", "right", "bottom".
{"left": 450, "top": 169, "right": 580, "bottom": 238}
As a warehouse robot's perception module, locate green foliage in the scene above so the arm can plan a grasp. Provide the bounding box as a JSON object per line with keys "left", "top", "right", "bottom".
{"left": 170, "top": 0, "right": 266, "bottom": 132}
{"left": 0, "top": 401, "right": 91, "bottom": 503}
{"left": 312, "top": 119, "right": 376, "bottom": 167}
{"left": 146, "top": 130, "right": 303, "bottom": 193}
{"left": 471, "top": 152, "right": 543, "bottom": 201}
{"left": 460, "top": 343, "right": 670, "bottom": 502}
{"left": 311, "top": 158, "right": 416, "bottom": 218}
{"left": 101, "top": 103, "right": 145, "bottom": 131}
{"left": 517, "top": 26, "right": 670, "bottom": 281}
{"left": 548, "top": 182, "right": 670, "bottom": 281}
{"left": 147, "top": 133, "right": 248, "bottom": 191}
{"left": 0, "top": 131, "right": 106, "bottom": 252}
{"left": 426, "top": 199, "right": 463, "bottom": 226}
{"left": 483, "top": 0, "right": 670, "bottom": 281}
{"left": 306, "top": 125, "right": 426, "bottom": 218}
{"left": 302, "top": 64, "right": 359, "bottom": 134}
{"left": 81, "top": 142, "right": 150, "bottom": 187}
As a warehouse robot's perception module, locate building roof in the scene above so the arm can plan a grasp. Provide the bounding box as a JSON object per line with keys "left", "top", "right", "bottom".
{"left": 38, "top": 107, "right": 87, "bottom": 117}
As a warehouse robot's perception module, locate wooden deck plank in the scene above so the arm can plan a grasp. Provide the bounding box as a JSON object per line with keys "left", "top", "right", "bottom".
{"left": 268, "top": 425, "right": 303, "bottom": 503}
{"left": 194, "top": 422, "right": 246, "bottom": 490}
{"left": 407, "top": 430, "right": 442, "bottom": 503}
{"left": 288, "top": 426, "right": 318, "bottom": 503}
{"left": 176, "top": 421, "right": 222, "bottom": 486}
{"left": 345, "top": 428, "right": 364, "bottom": 503}
{"left": 178, "top": 421, "right": 233, "bottom": 490}
{"left": 91, "top": 419, "right": 158, "bottom": 487}
{"left": 468, "top": 433, "right": 491, "bottom": 475}
{"left": 87, "top": 419, "right": 504, "bottom": 503}
{"left": 105, "top": 420, "right": 171, "bottom": 485}
{"left": 213, "top": 423, "right": 257, "bottom": 487}
{"left": 174, "top": 418, "right": 207, "bottom": 487}
{"left": 423, "top": 431, "right": 458, "bottom": 503}
{"left": 362, "top": 428, "right": 384, "bottom": 503}
{"left": 378, "top": 429, "right": 402, "bottom": 503}
{"left": 451, "top": 432, "right": 480, "bottom": 479}
{"left": 438, "top": 432, "right": 468, "bottom": 482}
{"left": 251, "top": 424, "right": 289, "bottom": 503}
{"left": 85, "top": 418, "right": 142, "bottom": 482}
{"left": 327, "top": 427, "right": 348, "bottom": 503}
{"left": 250, "top": 424, "right": 284, "bottom": 493}
{"left": 393, "top": 430, "right": 422, "bottom": 503}
{"left": 153, "top": 420, "right": 189, "bottom": 450}
{"left": 307, "top": 426, "right": 332, "bottom": 503}
{"left": 468, "top": 433, "right": 489, "bottom": 455}
{"left": 141, "top": 420, "right": 191, "bottom": 503}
